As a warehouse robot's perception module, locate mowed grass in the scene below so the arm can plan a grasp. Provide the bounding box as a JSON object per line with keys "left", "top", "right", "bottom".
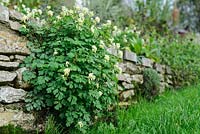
{"left": 88, "top": 84, "right": 200, "bottom": 134}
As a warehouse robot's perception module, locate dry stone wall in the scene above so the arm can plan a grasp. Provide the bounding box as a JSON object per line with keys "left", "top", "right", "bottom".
{"left": 0, "top": 5, "right": 35, "bottom": 130}
{"left": 108, "top": 49, "right": 173, "bottom": 103}
{"left": 0, "top": 4, "right": 174, "bottom": 130}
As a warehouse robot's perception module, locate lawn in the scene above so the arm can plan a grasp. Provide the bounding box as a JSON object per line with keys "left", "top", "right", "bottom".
{"left": 88, "top": 84, "right": 200, "bottom": 134}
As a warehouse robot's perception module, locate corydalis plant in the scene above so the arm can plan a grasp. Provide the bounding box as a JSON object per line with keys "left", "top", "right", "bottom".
{"left": 21, "top": 6, "right": 119, "bottom": 132}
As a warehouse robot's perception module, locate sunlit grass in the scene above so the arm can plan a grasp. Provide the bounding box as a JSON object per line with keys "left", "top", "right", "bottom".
{"left": 88, "top": 84, "right": 200, "bottom": 134}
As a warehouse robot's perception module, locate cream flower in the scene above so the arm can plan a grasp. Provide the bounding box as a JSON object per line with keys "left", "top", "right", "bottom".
{"left": 91, "top": 25, "right": 95, "bottom": 33}
{"left": 64, "top": 68, "right": 71, "bottom": 76}
{"left": 95, "top": 17, "right": 100, "bottom": 23}
{"left": 78, "top": 121, "right": 83, "bottom": 128}
{"left": 116, "top": 43, "right": 120, "bottom": 49}
{"left": 65, "top": 61, "right": 70, "bottom": 67}
{"left": 88, "top": 73, "right": 96, "bottom": 81}
{"left": 98, "top": 91, "right": 103, "bottom": 97}
{"left": 79, "top": 13, "right": 84, "bottom": 18}
{"left": 107, "top": 20, "right": 112, "bottom": 25}
{"left": 92, "top": 45, "right": 97, "bottom": 53}
{"left": 113, "top": 26, "right": 117, "bottom": 31}
{"left": 104, "top": 55, "right": 110, "bottom": 61}
{"left": 56, "top": 15, "right": 61, "bottom": 20}
{"left": 47, "top": 6, "right": 51, "bottom": 10}
{"left": 37, "top": 9, "right": 42, "bottom": 15}
{"left": 47, "top": 10, "right": 53, "bottom": 16}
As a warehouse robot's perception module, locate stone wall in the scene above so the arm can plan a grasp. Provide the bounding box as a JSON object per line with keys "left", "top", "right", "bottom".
{"left": 107, "top": 48, "right": 173, "bottom": 103}
{"left": 0, "top": 4, "right": 174, "bottom": 130}
{"left": 0, "top": 5, "right": 35, "bottom": 130}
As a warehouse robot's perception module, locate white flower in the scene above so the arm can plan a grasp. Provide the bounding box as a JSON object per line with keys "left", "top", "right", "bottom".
{"left": 95, "top": 17, "right": 100, "bottom": 23}
{"left": 89, "top": 11, "right": 94, "bottom": 17}
{"left": 92, "top": 45, "right": 97, "bottom": 53}
{"left": 91, "top": 25, "right": 95, "bottom": 33}
{"left": 79, "top": 13, "right": 84, "bottom": 18}
{"left": 116, "top": 43, "right": 120, "bottom": 49}
{"left": 78, "top": 121, "right": 83, "bottom": 128}
{"left": 107, "top": 20, "right": 112, "bottom": 25}
{"left": 21, "top": 25, "right": 26, "bottom": 28}
{"left": 77, "top": 18, "right": 84, "bottom": 25}
{"left": 22, "top": 15, "right": 28, "bottom": 22}
{"left": 98, "top": 91, "right": 103, "bottom": 97}
{"left": 47, "top": 6, "right": 51, "bottom": 10}
{"left": 109, "top": 38, "right": 114, "bottom": 43}
{"left": 62, "top": 6, "right": 67, "bottom": 12}
{"left": 53, "top": 50, "right": 58, "bottom": 55}
{"left": 41, "top": 19, "right": 46, "bottom": 25}
{"left": 14, "top": 5, "right": 18, "bottom": 10}
{"left": 99, "top": 44, "right": 104, "bottom": 49}
{"left": 75, "top": 5, "right": 81, "bottom": 10}
{"left": 104, "top": 55, "right": 110, "bottom": 61}
{"left": 82, "top": 7, "right": 89, "bottom": 14}
{"left": 56, "top": 15, "right": 61, "bottom": 20}
{"left": 88, "top": 73, "right": 96, "bottom": 81}
{"left": 37, "top": 9, "right": 42, "bottom": 15}
{"left": 22, "top": 4, "right": 26, "bottom": 9}
{"left": 64, "top": 68, "right": 71, "bottom": 76}
{"left": 113, "top": 26, "right": 117, "bottom": 31}
{"left": 47, "top": 10, "right": 53, "bottom": 16}
{"left": 65, "top": 61, "right": 70, "bottom": 67}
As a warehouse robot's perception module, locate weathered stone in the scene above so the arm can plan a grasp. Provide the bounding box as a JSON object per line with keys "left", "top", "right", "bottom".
{"left": 117, "top": 73, "right": 132, "bottom": 83}
{"left": 120, "top": 90, "right": 135, "bottom": 101}
{"left": 0, "top": 55, "right": 10, "bottom": 61}
{"left": 15, "top": 68, "right": 30, "bottom": 89}
{"left": 122, "top": 82, "right": 134, "bottom": 89}
{"left": 0, "top": 31, "right": 18, "bottom": 41}
{"left": 0, "top": 5, "right": 9, "bottom": 23}
{"left": 117, "top": 85, "right": 124, "bottom": 91}
{"left": 0, "top": 61, "right": 19, "bottom": 70}
{"left": 123, "top": 50, "right": 137, "bottom": 63}
{"left": 154, "top": 63, "right": 165, "bottom": 74}
{"left": 0, "top": 42, "right": 30, "bottom": 55}
{"left": 107, "top": 47, "right": 118, "bottom": 56}
{"left": 117, "top": 63, "right": 126, "bottom": 73}
{"left": 131, "top": 75, "right": 143, "bottom": 84}
{"left": 141, "top": 57, "right": 153, "bottom": 68}
{"left": 166, "top": 66, "right": 172, "bottom": 74}
{"left": 0, "top": 86, "right": 26, "bottom": 103}
{"left": 0, "top": 38, "right": 6, "bottom": 45}
{"left": 158, "top": 74, "right": 165, "bottom": 82}
{"left": 9, "top": 10, "right": 23, "bottom": 21}
{"left": 0, "top": 109, "right": 35, "bottom": 130}
{"left": 15, "top": 55, "right": 26, "bottom": 61}
{"left": 9, "top": 20, "right": 22, "bottom": 31}
{"left": 125, "top": 62, "right": 141, "bottom": 74}
{"left": 9, "top": 55, "right": 15, "bottom": 61}
{"left": 159, "top": 82, "right": 166, "bottom": 93}
{"left": 0, "top": 71, "right": 17, "bottom": 85}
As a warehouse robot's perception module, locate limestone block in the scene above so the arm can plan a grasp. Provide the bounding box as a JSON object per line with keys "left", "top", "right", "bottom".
{"left": 0, "top": 5, "right": 9, "bottom": 23}
{"left": 131, "top": 75, "right": 143, "bottom": 84}
{"left": 158, "top": 74, "right": 165, "bottom": 82}
{"left": 117, "top": 73, "right": 132, "bottom": 83}
{"left": 0, "top": 61, "right": 19, "bottom": 70}
{"left": 122, "top": 82, "right": 134, "bottom": 89}
{"left": 0, "top": 71, "right": 17, "bottom": 85}
{"left": 0, "top": 55, "right": 10, "bottom": 61}
{"left": 0, "top": 109, "right": 35, "bottom": 130}
{"left": 154, "top": 63, "right": 165, "bottom": 74}
{"left": 9, "top": 10, "right": 23, "bottom": 21}
{"left": 15, "top": 55, "right": 26, "bottom": 61}
{"left": 120, "top": 90, "right": 135, "bottom": 101}
{"left": 15, "top": 68, "right": 30, "bottom": 89}
{"left": 125, "top": 62, "right": 141, "bottom": 74}
{"left": 123, "top": 50, "right": 137, "bottom": 63}
{"left": 0, "top": 86, "right": 26, "bottom": 103}
{"left": 141, "top": 57, "right": 153, "bottom": 68}
{"left": 0, "top": 41, "right": 30, "bottom": 55}
{"left": 9, "top": 20, "right": 22, "bottom": 31}
{"left": 166, "top": 66, "right": 172, "bottom": 74}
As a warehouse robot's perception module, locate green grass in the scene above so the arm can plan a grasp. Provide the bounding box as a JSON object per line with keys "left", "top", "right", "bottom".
{"left": 88, "top": 84, "right": 200, "bottom": 134}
